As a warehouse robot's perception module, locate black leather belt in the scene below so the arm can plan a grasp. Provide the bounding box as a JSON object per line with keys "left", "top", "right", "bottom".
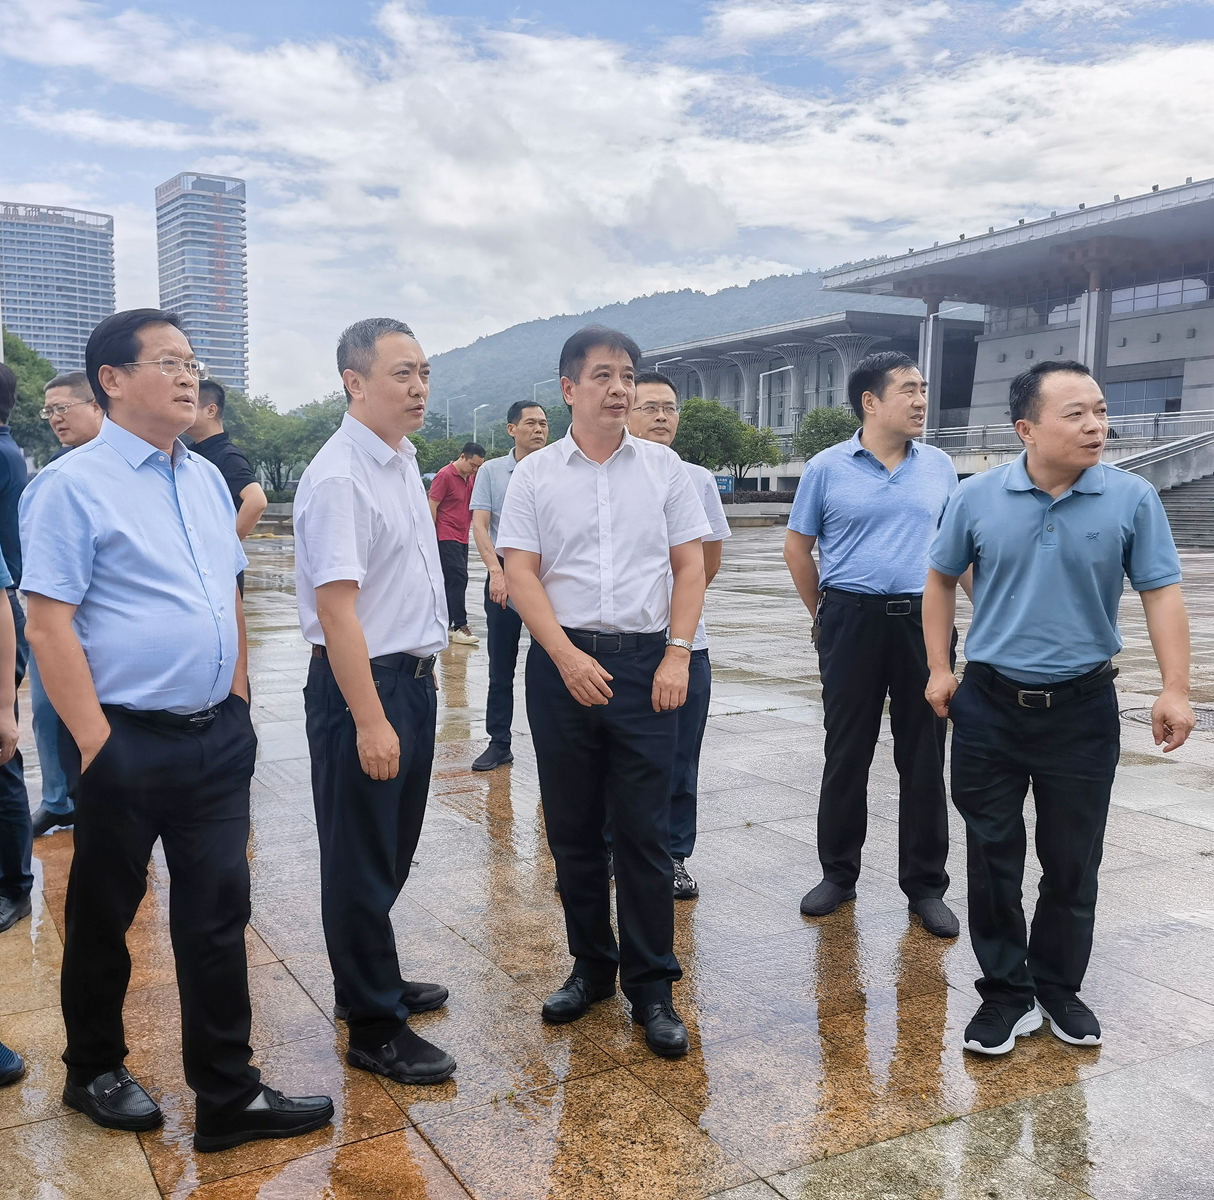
{"left": 311, "top": 643, "right": 436, "bottom": 679}
{"left": 562, "top": 628, "right": 667, "bottom": 654}
{"left": 105, "top": 703, "right": 220, "bottom": 731}
{"left": 823, "top": 587, "right": 921, "bottom": 616}
{"left": 966, "top": 660, "right": 1117, "bottom": 710}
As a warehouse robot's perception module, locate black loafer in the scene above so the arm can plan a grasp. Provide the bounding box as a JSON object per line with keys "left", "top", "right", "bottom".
{"left": 63, "top": 1069, "right": 163, "bottom": 1131}
{"left": 194, "top": 1085, "right": 334, "bottom": 1153}
{"left": 346, "top": 1026, "right": 456, "bottom": 1085}
{"left": 799, "top": 880, "right": 855, "bottom": 917}
{"left": 632, "top": 1000, "right": 689, "bottom": 1057}
{"left": 333, "top": 980, "right": 449, "bottom": 1021}
{"left": 0, "top": 1040, "right": 25, "bottom": 1087}
{"left": 0, "top": 895, "right": 32, "bottom": 934}
{"left": 541, "top": 974, "right": 616, "bottom": 1023}
{"left": 32, "top": 804, "right": 75, "bottom": 837}
{"left": 909, "top": 897, "right": 960, "bottom": 939}
{"left": 472, "top": 743, "right": 514, "bottom": 772}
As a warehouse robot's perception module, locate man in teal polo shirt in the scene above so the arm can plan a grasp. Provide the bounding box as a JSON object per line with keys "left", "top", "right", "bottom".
{"left": 924, "top": 359, "right": 1195, "bottom": 1056}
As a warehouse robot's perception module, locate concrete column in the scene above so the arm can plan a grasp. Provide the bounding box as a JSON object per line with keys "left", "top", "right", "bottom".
{"left": 721, "top": 352, "right": 766, "bottom": 424}
{"left": 921, "top": 315, "right": 945, "bottom": 432}
{"left": 1077, "top": 269, "right": 1111, "bottom": 390}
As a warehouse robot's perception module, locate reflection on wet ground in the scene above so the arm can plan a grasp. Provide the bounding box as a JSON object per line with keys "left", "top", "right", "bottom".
{"left": 4, "top": 528, "right": 1214, "bottom": 1198}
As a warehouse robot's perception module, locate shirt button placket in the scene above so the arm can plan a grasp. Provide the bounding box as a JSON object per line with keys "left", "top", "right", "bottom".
{"left": 598, "top": 469, "right": 613, "bottom": 628}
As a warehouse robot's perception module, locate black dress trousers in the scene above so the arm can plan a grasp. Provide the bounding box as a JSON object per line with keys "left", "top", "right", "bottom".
{"left": 526, "top": 637, "right": 682, "bottom": 1008}
{"left": 58, "top": 696, "right": 262, "bottom": 1118}
{"left": 483, "top": 571, "right": 523, "bottom": 748}
{"left": 949, "top": 663, "right": 1120, "bottom": 1007}
{"left": 304, "top": 654, "right": 436, "bottom": 1051}
{"left": 815, "top": 589, "right": 953, "bottom": 902}
{"left": 437, "top": 540, "right": 469, "bottom": 629}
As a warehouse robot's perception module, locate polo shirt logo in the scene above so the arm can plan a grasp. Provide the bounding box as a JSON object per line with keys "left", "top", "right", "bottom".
{"left": 1086, "top": 532, "right": 1100, "bottom": 540}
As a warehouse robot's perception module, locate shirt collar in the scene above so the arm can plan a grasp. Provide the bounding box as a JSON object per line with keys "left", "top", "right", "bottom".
{"left": 340, "top": 411, "right": 407, "bottom": 465}
{"left": 1004, "top": 452, "right": 1106, "bottom": 495}
{"left": 99, "top": 416, "right": 188, "bottom": 469}
{"left": 558, "top": 425, "right": 637, "bottom": 464}
{"left": 848, "top": 428, "right": 921, "bottom": 459}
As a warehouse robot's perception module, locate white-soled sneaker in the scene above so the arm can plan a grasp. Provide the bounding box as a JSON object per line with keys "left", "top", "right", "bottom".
{"left": 1036, "top": 995, "right": 1102, "bottom": 1046}
{"left": 449, "top": 626, "right": 479, "bottom": 646}
{"left": 963, "top": 999, "right": 1042, "bottom": 1055}
{"left": 672, "top": 857, "right": 699, "bottom": 899}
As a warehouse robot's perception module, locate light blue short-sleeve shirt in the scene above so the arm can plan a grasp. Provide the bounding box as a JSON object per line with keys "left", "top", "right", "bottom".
{"left": 929, "top": 455, "right": 1182, "bottom": 683}
{"left": 19, "top": 417, "right": 247, "bottom": 714}
{"left": 788, "top": 430, "right": 958, "bottom": 595}
{"left": 469, "top": 449, "right": 517, "bottom": 545}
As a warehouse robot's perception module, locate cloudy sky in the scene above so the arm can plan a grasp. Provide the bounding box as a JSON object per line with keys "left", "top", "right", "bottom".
{"left": 2, "top": 0, "right": 1212, "bottom": 405}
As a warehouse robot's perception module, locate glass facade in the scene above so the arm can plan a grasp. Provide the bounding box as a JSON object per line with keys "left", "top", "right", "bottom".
{"left": 155, "top": 174, "right": 248, "bottom": 391}
{"left": 0, "top": 203, "right": 115, "bottom": 370}
{"left": 985, "top": 284, "right": 1084, "bottom": 334}
{"left": 1105, "top": 376, "right": 1183, "bottom": 417}
{"left": 1109, "top": 262, "right": 1211, "bottom": 314}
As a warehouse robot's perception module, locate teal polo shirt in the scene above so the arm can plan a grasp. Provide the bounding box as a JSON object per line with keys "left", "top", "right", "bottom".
{"left": 929, "top": 454, "right": 1182, "bottom": 683}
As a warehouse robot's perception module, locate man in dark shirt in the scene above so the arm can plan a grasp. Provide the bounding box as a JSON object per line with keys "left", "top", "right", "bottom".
{"left": 0, "top": 363, "right": 30, "bottom": 935}
{"left": 188, "top": 379, "right": 268, "bottom": 542}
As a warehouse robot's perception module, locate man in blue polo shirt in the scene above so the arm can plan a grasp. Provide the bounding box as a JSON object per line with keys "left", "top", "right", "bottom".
{"left": 785, "top": 351, "right": 964, "bottom": 938}
{"left": 924, "top": 359, "right": 1194, "bottom": 1056}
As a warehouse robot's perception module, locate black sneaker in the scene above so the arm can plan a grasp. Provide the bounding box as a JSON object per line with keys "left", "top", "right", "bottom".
{"left": 1037, "top": 995, "right": 1102, "bottom": 1046}
{"left": 0, "top": 1040, "right": 25, "bottom": 1087}
{"left": 799, "top": 879, "right": 855, "bottom": 917}
{"left": 963, "top": 999, "right": 1042, "bottom": 1055}
{"left": 672, "top": 857, "right": 699, "bottom": 899}
{"left": 472, "top": 743, "right": 513, "bottom": 772}
{"left": 347, "top": 1026, "right": 456, "bottom": 1085}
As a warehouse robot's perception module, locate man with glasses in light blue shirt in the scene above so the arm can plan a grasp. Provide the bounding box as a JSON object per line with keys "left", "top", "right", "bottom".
{"left": 21, "top": 309, "right": 332, "bottom": 1151}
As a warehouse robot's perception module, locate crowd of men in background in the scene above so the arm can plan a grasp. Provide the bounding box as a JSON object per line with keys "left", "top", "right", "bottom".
{"left": 0, "top": 308, "right": 1197, "bottom": 1149}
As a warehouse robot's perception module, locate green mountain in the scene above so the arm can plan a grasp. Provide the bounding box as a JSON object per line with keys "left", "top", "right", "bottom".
{"left": 427, "top": 269, "right": 926, "bottom": 432}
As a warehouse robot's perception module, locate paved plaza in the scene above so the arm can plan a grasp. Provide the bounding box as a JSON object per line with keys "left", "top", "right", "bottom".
{"left": 3, "top": 526, "right": 1214, "bottom": 1199}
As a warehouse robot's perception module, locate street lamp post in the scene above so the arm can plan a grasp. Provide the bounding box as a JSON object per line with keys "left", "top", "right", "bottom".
{"left": 473, "top": 404, "right": 491, "bottom": 445}
{"left": 438, "top": 393, "right": 469, "bottom": 439}
{"left": 533, "top": 378, "right": 558, "bottom": 405}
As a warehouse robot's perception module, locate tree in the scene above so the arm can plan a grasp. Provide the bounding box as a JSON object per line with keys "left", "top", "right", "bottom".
{"left": 721, "top": 423, "right": 784, "bottom": 481}
{"left": 671, "top": 397, "right": 740, "bottom": 469}
{"left": 545, "top": 401, "right": 571, "bottom": 440}
{"left": 2, "top": 329, "right": 60, "bottom": 465}
{"left": 793, "top": 406, "right": 860, "bottom": 461}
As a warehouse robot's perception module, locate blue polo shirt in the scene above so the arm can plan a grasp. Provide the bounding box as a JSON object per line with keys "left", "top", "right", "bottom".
{"left": 929, "top": 455, "right": 1182, "bottom": 683}
{"left": 789, "top": 430, "right": 958, "bottom": 594}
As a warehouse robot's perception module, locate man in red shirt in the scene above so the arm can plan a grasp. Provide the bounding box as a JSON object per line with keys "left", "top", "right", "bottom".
{"left": 429, "top": 442, "right": 485, "bottom": 645}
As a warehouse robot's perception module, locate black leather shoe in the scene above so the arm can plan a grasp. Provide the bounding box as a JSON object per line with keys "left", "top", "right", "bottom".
{"left": 909, "top": 898, "right": 960, "bottom": 939}
{"left": 62, "top": 1069, "right": 163, "bottom": 1131}
{"left": 541, "top": 974, "right": 616, "bottom": 1023}
{"left": 31, "top": 804, "right": 74, "bottom": 837}
{"left": 0, "top": 1040, "right": 25, "bottom": 1086}
{"left": 0, "top": 895, "right": 32, "bottom": 934}
{"left": 632, "top": 1000, "right": 689, "bottom": 1057}
{"left": 333, "top": 980, "right": 449, "bottom": 1021}
{"left": 346, "top": 1026, "right": 456, "bottom": 1085}
{"left": 799, "top": 880, "right": 855, "bottom": 917}
{"left": 472, "top": 743, "right": 514, "bottom": 772}
{"left": 194, "top": 1085, "right": 334, "bottom": 1153}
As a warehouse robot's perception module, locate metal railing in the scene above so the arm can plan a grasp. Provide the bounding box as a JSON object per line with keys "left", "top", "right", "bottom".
{"left": 922, "top": 409, "right": 1214, "bottom": 453}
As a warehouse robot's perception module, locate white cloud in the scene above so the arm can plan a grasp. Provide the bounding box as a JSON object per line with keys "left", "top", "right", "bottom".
{"left": 1, "top": 0, "right": 1212, "bottom": 405}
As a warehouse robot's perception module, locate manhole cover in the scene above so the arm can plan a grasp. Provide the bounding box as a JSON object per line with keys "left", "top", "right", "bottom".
{"left": 1121, "top": 706, "right": 1214, "bottom": 731}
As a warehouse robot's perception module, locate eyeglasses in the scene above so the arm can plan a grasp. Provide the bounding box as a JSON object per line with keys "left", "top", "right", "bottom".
{"left": 635, "top": 404, "right": 679, "bottom": 417}
{"left": 124, "top": 357, "right": 207, "bottom": 379}
{"left": 39, "top": 398, "right": 96, "bottom": 420}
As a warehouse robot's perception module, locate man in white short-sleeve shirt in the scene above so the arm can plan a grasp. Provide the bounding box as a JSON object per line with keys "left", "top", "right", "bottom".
{"left": 293, "top": 318, "right": 455, "bottom": 1088}
{"left": 625, "top": 371, "right": 730, "bottom": 901}
{"left": 496, "top": 326, "right": 710, "bottom": 1058}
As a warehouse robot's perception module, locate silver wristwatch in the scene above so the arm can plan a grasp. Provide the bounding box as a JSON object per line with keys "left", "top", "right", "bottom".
{"left": 666, "top": 637, "right": 694, "bottom": 652}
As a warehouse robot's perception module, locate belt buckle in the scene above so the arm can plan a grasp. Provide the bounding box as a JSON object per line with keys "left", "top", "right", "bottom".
{"left": 189, "top": 707, "right": 217, "bottom": 726}
{"left": 414, "top": 655, "right": 436, "bottom": 679}
{"left": 885, "top": 600, "right": 912, "bottom": 616}
{"left": 1017, "top": 689, "right": 1052, "bottom": 709}
{"left": 589, "top": 633, "right": 619, "bottom": 654}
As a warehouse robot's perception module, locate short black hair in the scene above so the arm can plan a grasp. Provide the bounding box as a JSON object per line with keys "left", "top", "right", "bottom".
{"left": 847, "top": 351, "right": 919, "bottom": 420}
{"left": 1009, "top": 360, "right": 1092, "bottom": 424}
{"left": 558, "top": 325, "right": 641, "bottom": 383}
{"left": 635, "top": 370, "right": 678, "bottom": 396}
{"left": 86, "top": 308, "right": 187, "bottom": 412}
{"left": 198, "top": 377, "right": 226, "bottom": 416}
{"left": 0, "top": 364, "right": 16, "bottom": 424}
{"left": 336, "top": 317, "right": 415, "bottom": 402}
{"left": 45, "top": 371, "right": 94, "bottom": 402}
{"left": 462, "top": 442, "right": 486, "bottom": 459}
{"left": 507, "top": 400, "right": 546, "bottom": 424}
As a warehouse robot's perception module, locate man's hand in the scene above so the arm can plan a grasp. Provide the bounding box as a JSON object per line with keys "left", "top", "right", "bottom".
{"left": 652, "top": 648, "right": 689, "bottom": 712}
{"left": 0, "top": 709, "right": 18, "bottom": 766}
{"left": 925, "top": 667, "right": 959, "bottom": 719}
{"left": 488, "top": 569, "right": 509, "bottom": 609}
{"left": 357, "top": 715, "right": 401, "bottom": 780}
{"left": 1152, "top": 686, "right": 1195, "bottom": 753}
{"left": 79, "top": 717, "right": 112, "bottom": 773}
{"left": 555, "top": 647, "right": 613, "bottom": 706}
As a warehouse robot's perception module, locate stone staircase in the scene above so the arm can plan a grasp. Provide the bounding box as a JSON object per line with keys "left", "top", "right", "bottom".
{"left": 1160, "top": 472, "right": 1214, "bottom": 548}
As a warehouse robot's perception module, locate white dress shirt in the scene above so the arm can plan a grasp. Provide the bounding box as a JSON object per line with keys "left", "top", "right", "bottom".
{"left": 496, "top": 427, "right": 711, "bottom": 634}
{"left": 679, "top": 461, "right": 731, "bottom": 651}
{"left": 294, "top": 412, "right": 448, "bottom": 658}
